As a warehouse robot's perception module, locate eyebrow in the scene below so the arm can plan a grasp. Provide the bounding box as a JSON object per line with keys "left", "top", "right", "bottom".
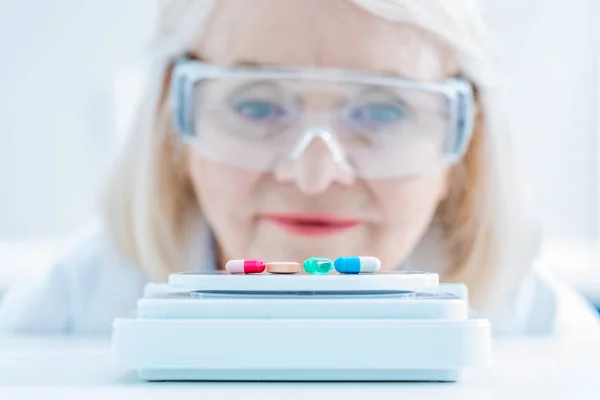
{"left": 227, "top": 58, "right": 414, "bottom": 79}
{"left": 229, "top": 59, "right": 291, "bottom": 70}
{"left": 185, "top": 53, "right": 276, "bottom": 71}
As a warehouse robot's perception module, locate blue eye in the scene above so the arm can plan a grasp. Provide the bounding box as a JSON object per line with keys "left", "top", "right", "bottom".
{"left": 233, "top": 100, "right": 286, "bottom": 121}
{"left": 350, "top": 102, "right": 407, "bottom": 125}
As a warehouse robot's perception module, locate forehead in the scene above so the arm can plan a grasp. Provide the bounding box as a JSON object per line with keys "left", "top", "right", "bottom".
{"left": 195, "top": 0, "right": 459, "bottom": 81}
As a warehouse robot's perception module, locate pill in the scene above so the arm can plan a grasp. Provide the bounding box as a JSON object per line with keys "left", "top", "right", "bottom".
{"left": 266, "top": 262, "right": 300, "bottom": 274}
{"left": 303, "top": 257, "right": 333, "bottom": 275}
{"left": 334, "top": 256, "right": 381, "bottom": 274}
{"left": 225, "top": 259, "right": 266, "bottom": 274}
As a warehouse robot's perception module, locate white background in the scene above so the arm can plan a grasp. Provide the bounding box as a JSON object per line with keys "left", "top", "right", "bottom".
{"left": 0, "top": 0, "right": 597, "bottom": 241}
{"left": 0, "top": 0, "right": 157, "bottom": 239}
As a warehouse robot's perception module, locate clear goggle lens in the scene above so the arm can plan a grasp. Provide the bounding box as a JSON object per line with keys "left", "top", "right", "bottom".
{"left": 172, "top": 59, "right": 474, "bottom": 179}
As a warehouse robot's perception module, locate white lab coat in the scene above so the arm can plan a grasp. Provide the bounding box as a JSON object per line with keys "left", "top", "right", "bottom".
{"left": 0, "top": 224, "right": 598, "bottom": 335}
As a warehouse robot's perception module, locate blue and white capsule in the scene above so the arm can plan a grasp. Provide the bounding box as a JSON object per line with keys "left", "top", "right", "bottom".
{"left": 334, "top": 256, "right": 381, "bottom": 274}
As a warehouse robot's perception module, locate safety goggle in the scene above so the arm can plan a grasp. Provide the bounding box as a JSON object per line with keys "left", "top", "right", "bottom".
{"left": 171, "top": 57, "right": 475, "bottom": 179}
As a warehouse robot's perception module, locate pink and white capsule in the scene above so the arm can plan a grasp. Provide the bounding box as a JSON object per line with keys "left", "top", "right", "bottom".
{"left": 225, "top": 259, "right": 266, "bottom": 274}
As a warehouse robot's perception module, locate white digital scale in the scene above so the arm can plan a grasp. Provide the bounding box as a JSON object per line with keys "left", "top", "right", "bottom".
{"left": 112, "top": 271, "right": 491, "bottom": 382}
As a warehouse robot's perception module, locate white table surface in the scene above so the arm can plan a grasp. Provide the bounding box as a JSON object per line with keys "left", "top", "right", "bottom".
{"left": 1, "top": 333, "right": 600, "bottom": 400}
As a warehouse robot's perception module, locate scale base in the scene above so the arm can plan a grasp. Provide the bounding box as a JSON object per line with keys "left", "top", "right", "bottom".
{"left": 113, "top": 314, "right": 490, "bottom": 382}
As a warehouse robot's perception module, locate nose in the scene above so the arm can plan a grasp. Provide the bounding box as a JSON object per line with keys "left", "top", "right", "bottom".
{"left": 273, "top": 128, "right": 355, "bottom": 195}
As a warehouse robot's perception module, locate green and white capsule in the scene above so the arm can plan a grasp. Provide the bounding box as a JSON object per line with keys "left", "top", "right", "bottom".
{"left": 303, "top": 257, "right": 333, "bottom": 275}
{"left": 334, "top": 256, "right": 381, "bottom": 274}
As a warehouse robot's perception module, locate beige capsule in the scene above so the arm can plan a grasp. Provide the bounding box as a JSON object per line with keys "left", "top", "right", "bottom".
{"left": 266, "top": 262, "right": 301, "bottom": 274}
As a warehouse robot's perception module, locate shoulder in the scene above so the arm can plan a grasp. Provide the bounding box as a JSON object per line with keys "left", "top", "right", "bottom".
{"left": 54, "top": 224, "right": 145, "bottom": 287}
{"left": 0, "top": 224, "right": 149, "bottom": 334}
{"left": 527, "top": 263, "right": 600, "bottom": 334}
{"left": 491, "top": 259, "right": 600, "bottom": 335}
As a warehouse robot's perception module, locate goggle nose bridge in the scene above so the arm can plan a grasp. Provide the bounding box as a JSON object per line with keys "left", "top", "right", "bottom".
{"left": 289, "top": 127, "right": 347, "bottom": 164}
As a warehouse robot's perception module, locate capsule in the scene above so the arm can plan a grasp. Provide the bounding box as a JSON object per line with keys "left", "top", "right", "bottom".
{"left": 303, "top": 257, "right": 333, "bottom": 275}
{"left": 225, "top": 259, "right": 266, "bottom": 274}
{"left": 334, "top": 256, "right": 381, "bottom": 274}
{"left": 266, "top": 262, "right": 301, "bottom": 274}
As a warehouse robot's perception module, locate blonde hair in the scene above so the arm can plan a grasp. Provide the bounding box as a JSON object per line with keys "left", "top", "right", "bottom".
{"left": 103, "top": 0, "right": 539, "bottom": 314}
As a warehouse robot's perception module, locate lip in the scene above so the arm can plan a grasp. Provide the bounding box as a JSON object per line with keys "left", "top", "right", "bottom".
{"left": 263, "top": 213, "right": 360, "bottom": 237}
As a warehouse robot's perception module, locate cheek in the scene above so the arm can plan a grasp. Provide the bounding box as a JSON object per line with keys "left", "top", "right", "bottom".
{"left": 187, "top": 152, "right": 261, "bottom": 224}
{"left": 367, "top": 171, "right": 449, "bottom": 226}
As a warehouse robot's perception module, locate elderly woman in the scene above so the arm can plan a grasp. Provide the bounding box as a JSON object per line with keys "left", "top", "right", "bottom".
{"left": 1, "top": 0, "right": 598, "bottom": 335}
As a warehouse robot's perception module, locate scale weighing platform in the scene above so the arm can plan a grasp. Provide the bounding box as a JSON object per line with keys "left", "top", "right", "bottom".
{"left": 112, "top": 271, "right": 491, "bottom": 381}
